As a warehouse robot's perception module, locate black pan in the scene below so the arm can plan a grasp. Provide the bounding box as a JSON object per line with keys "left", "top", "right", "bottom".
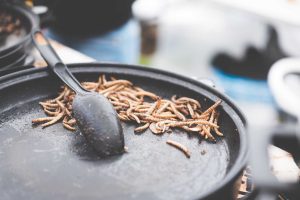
{"left": 0, "top": 55, "right": 34, "bottom": 76}
{"left": 0, "top": 2, "right": 38, "bottom": 54}
{"left": 0, "top": 43, "right": 25, "bottom": 67}
{"left": 0, "top": 63, "right": 247, "bottom": 200}
{"left": 0, "top": 52, "right": 27, "bottom": 69}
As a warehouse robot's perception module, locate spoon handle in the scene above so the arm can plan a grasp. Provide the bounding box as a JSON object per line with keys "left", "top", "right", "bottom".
{"left": 32, "top": 30, "right": 88, "bottom": 95}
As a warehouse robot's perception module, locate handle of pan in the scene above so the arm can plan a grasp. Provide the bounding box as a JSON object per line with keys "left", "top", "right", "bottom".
{"left": 248, "top": 125, "right": 300, "bottom": 200}
{"left": 243, "top": 58, "right": 300, "bottom": 200}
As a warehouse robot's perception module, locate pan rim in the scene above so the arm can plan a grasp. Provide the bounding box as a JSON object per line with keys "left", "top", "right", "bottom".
{"left": 0, "top": 62, "right": 248, "bottom": 199}
{"left": 0, "top": 40, "right": 25, "bottom": 60}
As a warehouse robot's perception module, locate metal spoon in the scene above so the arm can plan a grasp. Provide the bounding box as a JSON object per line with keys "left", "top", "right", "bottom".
{"left": 32, "top": 30, "right": 124, "bottom": 157}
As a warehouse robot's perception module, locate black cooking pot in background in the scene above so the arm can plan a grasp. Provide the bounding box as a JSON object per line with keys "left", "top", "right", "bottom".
{"left": 0, "top": 2, "right": 38, "bottom": 69}
{"left": 0, "top": 63, "right": 299, "bottom": 199}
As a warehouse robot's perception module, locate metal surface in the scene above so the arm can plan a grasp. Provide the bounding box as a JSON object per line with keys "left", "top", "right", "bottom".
{"left": 0, "top": 63, "right": 247, "bottom": 200}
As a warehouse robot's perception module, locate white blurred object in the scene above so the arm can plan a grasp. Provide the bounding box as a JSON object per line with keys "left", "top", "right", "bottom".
{"left": 275, "top": 23, "right": 300, "bottom": 56}
{"left": 211, "top": 0, "right": 300, "bottom": 56}
{"left": 133, "top": 0, "right": 182, "bottom": 22}
{"left": 269, "top": 146, "right": 299, "bottom": 183}
{"left": 150, "top": 1, "right": 268, "bottom": 77}
{"left": 268, "top": 58, "right": 300, "bottom": 120}
{"left": 211, "top": 0, "right": 300, "bottom": 26}
{"left": 32, "top": 6, "right": 48, "bottom": 15}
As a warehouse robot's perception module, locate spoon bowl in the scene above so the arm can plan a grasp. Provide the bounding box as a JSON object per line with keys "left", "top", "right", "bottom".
{"left": 73, "top": 92, "right": 124, "bottom": 156}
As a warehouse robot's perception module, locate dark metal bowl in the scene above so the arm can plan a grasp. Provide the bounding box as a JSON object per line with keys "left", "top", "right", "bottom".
{"left": 0, "top": 3, "right": 38, "bottom": 68}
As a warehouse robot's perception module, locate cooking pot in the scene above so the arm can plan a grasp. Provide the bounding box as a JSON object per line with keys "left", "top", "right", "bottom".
{"left": 0, "top": 2, "right": 38, "bottom": 69}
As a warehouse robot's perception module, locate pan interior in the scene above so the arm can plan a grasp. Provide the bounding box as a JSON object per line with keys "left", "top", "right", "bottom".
{"left": 0, "top": 67, "right": 242, "bottom": 200}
